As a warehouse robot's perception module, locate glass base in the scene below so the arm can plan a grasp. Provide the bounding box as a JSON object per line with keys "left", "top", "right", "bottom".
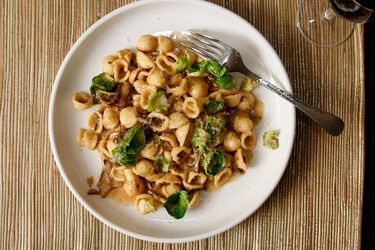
{"left": 296, "top": 0, "right": 355, "bottom": 47}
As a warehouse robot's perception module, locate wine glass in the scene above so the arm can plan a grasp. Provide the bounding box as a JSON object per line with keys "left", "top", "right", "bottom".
{"left": 296, "top": 0, "right": 374, "bottom": 47}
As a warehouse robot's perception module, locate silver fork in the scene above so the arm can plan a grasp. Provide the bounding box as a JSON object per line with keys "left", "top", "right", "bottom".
{"left": 177, "top": 31, "right": 345, "bottom": 136}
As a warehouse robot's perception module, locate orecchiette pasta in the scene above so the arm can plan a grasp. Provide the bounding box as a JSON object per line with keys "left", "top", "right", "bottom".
{"left": 188, "top": 77, "right": 209, "bottom": 98}
{"left": 103, "top": 107, "right": 119, "bottom": 129}
{"left": 87, "top": 111, "right": 103, "bottom": 133}
{"left": 119, "top": 107, "right": 138, "bottom": 128}
{"left": 137, "top": 35, "right": 158, "bottom": 52}
{"left": 183, "top": 97, "right": 201, "bottom": 119}
{"left": 148, "top": 112, "right": 170, "bottom": 132}
{"left": 147, "top": 68, "right": 168, "bottom": 89}
{"left": 157, "top": 35, "right": 173, "bottom": 54}
{"left": 232, "top": 112, "right": 253, "bottom": 133}
{"left": 72, "top": 92, "right": 93, "bottom": 110}
{"left": 140, "top": 143, "right": 161, "bottom": 161}
{"left": 135, "top": 193, "right": 158, "bottom": 214}
{"left": 213, "top": 168, "right": 232, "bottom": 187}
{"left": 74, "top": 34, "right": 263, "bottom": 218}
{"left": 223, "top": 131, "right": 241, "bottom": 152}
{"left": 176, "top": 122, "right": 192, "bottom": 147}
{"left": 168, "top": 112, "right": 189, "bottom": 129}
{"left": 240, "top": 131, "right": 257, "bottom": 150}
{"left": 136, "top": 51, "right": 155, "bottom": 69}
{"left": 117, "top": 49, "right": 133, "bottom": 63}
{"left": 102, "top": 55, "right": 117, "bottom": 75}
{"left": 188, "top": 191, "right": 200, "bottom": 208}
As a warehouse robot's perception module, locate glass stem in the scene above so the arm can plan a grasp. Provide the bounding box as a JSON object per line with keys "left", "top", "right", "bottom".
{"left": 322, "top": 7, "right": 337, "bottom": 22}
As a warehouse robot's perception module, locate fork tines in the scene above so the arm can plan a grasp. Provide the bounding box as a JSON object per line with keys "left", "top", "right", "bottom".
{"left": 179, "top": 32, "right": 228, "bottom": 61}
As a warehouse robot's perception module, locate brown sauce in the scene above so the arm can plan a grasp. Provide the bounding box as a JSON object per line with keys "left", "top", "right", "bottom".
{"left": 107, "top": 187, "right": 135, "bottom": 205}
{"left": 86, "top": 176, "right": 94, "bottom": 187}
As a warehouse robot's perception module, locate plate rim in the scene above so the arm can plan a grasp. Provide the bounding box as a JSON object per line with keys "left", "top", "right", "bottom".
{"left": 48, "top": 0, "right": 296, "bottom": 243}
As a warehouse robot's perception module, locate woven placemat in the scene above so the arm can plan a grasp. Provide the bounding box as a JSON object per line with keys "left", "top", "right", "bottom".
{"left": 0, "top": 0, "right": 364, "bottom": 249}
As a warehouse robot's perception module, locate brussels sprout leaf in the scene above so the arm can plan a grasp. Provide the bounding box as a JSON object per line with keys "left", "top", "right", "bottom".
{"left": 147, "top": 91, "right": 170, "bottom": 112}
{"left": 164, "top": 191, "right": 189, "bottom": 219}
{"left": 205, "top": 100, "right": 225, "bottom": 114}
{"left": 112, "top": 125, "right": 146, "bottom": 166}
{"left": 201, "top": 151, "right": 226, "bottom": 177}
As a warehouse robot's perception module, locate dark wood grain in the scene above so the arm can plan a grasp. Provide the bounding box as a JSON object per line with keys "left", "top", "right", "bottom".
{"left": 0, "top": 0, "right": 364, "bottom": 249}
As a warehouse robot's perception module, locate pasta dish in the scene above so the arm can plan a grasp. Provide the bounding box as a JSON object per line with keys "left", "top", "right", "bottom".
{"left": 72, "top": 34, "right": 263, "bottom": 219}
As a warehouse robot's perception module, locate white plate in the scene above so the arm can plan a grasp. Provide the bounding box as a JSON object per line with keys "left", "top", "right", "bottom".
{"left": 49, "top": 0, "right": 295, "bottom": 243}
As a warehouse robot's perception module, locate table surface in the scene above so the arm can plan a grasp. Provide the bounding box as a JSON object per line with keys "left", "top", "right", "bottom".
{"left": 0, "top": 0, "right": 365, "bottom": 249}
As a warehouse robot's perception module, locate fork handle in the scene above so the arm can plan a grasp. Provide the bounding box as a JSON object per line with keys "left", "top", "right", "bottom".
{"left": 241, "top": 68, "right": 344, "bottom": 136}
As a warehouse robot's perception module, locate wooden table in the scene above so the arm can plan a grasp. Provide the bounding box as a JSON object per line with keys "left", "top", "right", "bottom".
{"left": 0, "top": 0, "right": 365, "bottom": 249}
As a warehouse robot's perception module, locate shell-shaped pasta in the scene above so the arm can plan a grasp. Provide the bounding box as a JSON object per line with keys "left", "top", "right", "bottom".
{"left": 147, "top": 68, "right": 168, "bottom": 89}
{"left": 167, "top": 78, "right": 188, "bottom": 96}
{"left": 160, "top": 132, "right": 178, "bottom": 148}
{"left": 158, "top": 35, "right": 173, "bottom": 54}
{"left": 234, "top": 148, "right": 249, "bottom": 171}
{"left": 137, "top": 35, "right": 158, "bottom": 52}
{"left": 148, "top": 112, "right": 170, "bottom": 132}
{"left": 214, "top": 168, "right": 232, "bottom": 187}
{"left": 145, "top": 172, "right": 164, "bottom": 182}
{"left": 102, "top": 55, "right": 118, "bottom": 75}
{"left": 118, "top": 82, "right": 131, "bottom": 108}
{"left": 209, "top": 91, "right": 224, "bottom": 102}
{"left": 233, "top": 113, "right": 253, "bottom": 133}
{"left": 170, "top": 73, "right": 183, "bottom": 85}
{"left": 176, "top": 122, "right": 192, "bottom": 147}
{"left": 241, "top": 131, "right": 257, "bottom": 150}
{"left": 133, "top": 80, "right": 148, "bottom": 94}
{"left": 168, "top": 112, "right": 189, "bottom": 129}
{"left": 133, "top": 159, "right": 154, "bottom": 177}
{"left": 140, "top": 143, "right": 161, "bottom": 161}
{"left": 110, "top": 166, "right": 126, "bottom": 182}
{"left": 119, "top": 107, "right": 138, "bottom": 128}
{"left": 82, "top": 130, "right": 99, "bottom": 150}
{"left": 170, "top": 164, "right": 188, "bottom": 180}
{"left": 183, "top": 172, "right": 207, "bottom": 190}
{"left": 136, "top": 51, "right": 155, "bottom": 69}
{"left": 223, "top": 131, "right": 241, "bottom": 152}
{"left": 223, "top": 152, "right": 234, "bottom": 168}
{"left": 163, "top": 150, "right": 172, "bottom": 161}
{"left": 106, "top": 132, "right": 122, "bottom": 155}
{"left": 123, "top": 169, "right": 145, "bottom": 196}
{"left": 113, "top": 58, "right": 130, "bottom": 82}
{"left": 132, "top": 94, "right": 141, "bottom": 108}
{"left": 188, "top": 77, "right": 209, "bottom": 98}
{"left": 161, "top": 184, "right": 181, "bottom": 197}
{"left": 129, "top": 68, "right": 143, "bottom": 84}
{"left": 103, "top": 108, "right": 119, "bottom": 129}
{"left": 156, "top": 55, "right": 176, "bottom": 75}
{"left": 72, "top": 92, "right": 93, "bottom": 110}
{"left": 140, "top": 85, "right": 158, "bottom": 110}
{"left": 155, "top": 173, "right": 182, "bottom": 185}
{"left": 98, "top": 134, "right": 111, "bottom": 158}
{"left": 219, "top": 88, "right": 239, "bottom": 96}
{"left": 183, "top": 97, "right": 201, "bottom": 119}
{"left": 117, "top": 49, "right": 133, "bottom": 63}
{"left": 238, "top": 93, "right": 255, "bottom": 111}
{"left": 172, "top": 99, "right": 184, "bottom": 113}
{"left": 251, "top": 100, "right": 264, "bottom": 120}
{"left": 86, "top": 111, "right": 103, "bottom": 133}
{"left": 135, "top": 193, "right": 158, "bottom": 214}
{"left": 189, "top": 191, "right": 200, "bottom": 208}
{"left": 181, "top": 48, "right": 197, "bottom": 66}
{"left": 137, "top": 70, "right": 150, "bottom": 82}
{"left": 224, "top": 93, "right": 243, "bottom": 108}
{"left": 171, "top": 147, "right": 191, "bottom": 164}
